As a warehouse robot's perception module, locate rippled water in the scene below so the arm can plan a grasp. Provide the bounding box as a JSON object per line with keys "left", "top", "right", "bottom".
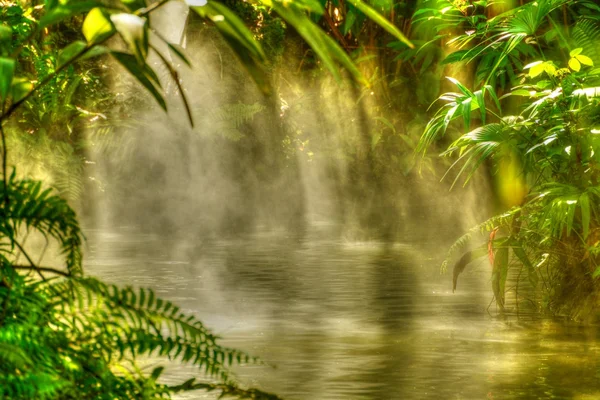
{"left": 86, "top": 226, "right": 600, "bottom": 400}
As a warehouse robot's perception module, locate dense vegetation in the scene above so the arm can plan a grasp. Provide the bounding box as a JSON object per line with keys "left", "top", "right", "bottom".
{"left": 2, "top": 0, "right": 600, "bottom": 398}
{"left": 415, "top": 0, "right": 600, "bottom": 319}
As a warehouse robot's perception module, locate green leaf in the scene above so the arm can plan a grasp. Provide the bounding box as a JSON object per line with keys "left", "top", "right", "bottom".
{"left": 190, "top": 2, "right": 269, "bottom": 92}
{"left": 167, "top": 43, "right": 191, "bottom": 67}
{"left": 346, "top": 0, "right": 413, "bottom": 48}
{"left": 510, "top": 89, "right": 532, "bottom": 97}
{"left": 80, "top": 45, "right": 109, "bottom": 60}
{"left": 110, "top": 51, "right": 166, "bottom": 110}
{"left": 0, "top": 25, "right": 11, "bottom": 44}
{"left": 122, "top": 0, "right": 146, "bottom": 12}
{"left": 39, "top": 1, "right": 103, "bottom": 29}
{"left": 190, "top": 3, "right": 265, "bottom": 62}
{"left": 511, "top": 242, "right": 538, "bottom": 287}
{"left": 570, "top": 47, "right": 583, "bottom": 57}
{"left": 82, "top": 8, "right": 114, "bottom": 44}
{"left": 0, "top": 57, "right": 15, "bottom": 103}
{"left": 57, "top": 41, "right": 87, "bottom": 68}
{"left": 11, "top": 77, "right": 33, "bottom": 103}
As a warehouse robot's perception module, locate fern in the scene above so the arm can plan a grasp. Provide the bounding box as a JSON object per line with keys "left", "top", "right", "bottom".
{"left": 573, "top": 18, "right": 600, "bottom": 65}
{"left": 0, "top": 172, "right": 279, "bottom": 399}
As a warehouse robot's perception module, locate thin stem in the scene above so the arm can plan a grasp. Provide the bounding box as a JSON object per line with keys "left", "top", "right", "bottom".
{"left": 12, "top": 264, "right": 70, "bottom": 278}
{"left": 0, "top": 123, "right": 7, "bottom": 208}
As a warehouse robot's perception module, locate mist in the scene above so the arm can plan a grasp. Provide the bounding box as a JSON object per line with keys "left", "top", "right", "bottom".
{"left": 83, "top": 2, "right": 493, "bottom": 252}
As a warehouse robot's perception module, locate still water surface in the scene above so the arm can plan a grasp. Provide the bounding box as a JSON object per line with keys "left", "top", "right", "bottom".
{"left": 86, "top": 226, "right": 600, "bottom": 399}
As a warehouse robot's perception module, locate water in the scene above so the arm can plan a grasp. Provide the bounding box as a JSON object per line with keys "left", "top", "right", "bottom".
{"left": 86, "top": 225, "right": 600, "bottom": 400}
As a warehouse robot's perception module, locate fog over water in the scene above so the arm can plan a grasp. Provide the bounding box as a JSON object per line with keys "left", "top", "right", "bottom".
{"left": 82, "top": 3, "right": 600, "bottom": 399}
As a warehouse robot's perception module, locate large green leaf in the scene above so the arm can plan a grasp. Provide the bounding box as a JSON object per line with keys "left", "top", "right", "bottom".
{"left": 57, "top": 41, "right": 87, "bottom": 68}
{"left": 190, "top": 2, "right": 265, "bottom": 62}
{"left": 190, "top": 2, "right": 269, "bottom": 93}
{"left": 346, "top": 0, "right": 413, "bottom": 48}
{"left": 11, "top": 78, "right": 33, "bottom": 103}
{"left": 0, "top": 57, "right": 15, "bottom": 103}
{"left": 273, "top": 2, "right": 366, "bottom": 85}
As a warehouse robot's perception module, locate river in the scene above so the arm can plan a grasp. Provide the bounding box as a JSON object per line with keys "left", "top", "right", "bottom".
{"left": 86, "top": 224, "right": 600, "bottom": 400}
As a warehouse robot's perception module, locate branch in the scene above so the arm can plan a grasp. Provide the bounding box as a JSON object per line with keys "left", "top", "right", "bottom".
{"left": 12, "top": 264, "right": 70, "bottom": 278}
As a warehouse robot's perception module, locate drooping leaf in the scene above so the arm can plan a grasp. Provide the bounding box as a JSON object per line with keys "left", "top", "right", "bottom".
{"left": 346, "top": 0, "right": 412, "bottom": 48}
{"left": 110, "top": 14, "right": 148, "bottom": 63}
{"left": 167, "top": 43, "right": 191, "bottom": 67}
{"left": 110, "top": 51, "right": 166, "bottom": 110}
{"left": 57, "top": 41, "right": 87, "bottom": 68}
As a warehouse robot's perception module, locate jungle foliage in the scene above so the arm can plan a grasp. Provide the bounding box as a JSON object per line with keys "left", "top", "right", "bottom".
{"left": 414, "top": 0, "right": 600, "bottom": 319}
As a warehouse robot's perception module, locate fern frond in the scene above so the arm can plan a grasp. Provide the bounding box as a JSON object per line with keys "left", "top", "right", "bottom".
{"left": 440, "top": 207, "right": 521, "bottom": 272}
{"left": 573, "top": 18, "right": 600, "bottom": 65}
{"left": 0, "top": 172, "right": 83, "bottom": 275}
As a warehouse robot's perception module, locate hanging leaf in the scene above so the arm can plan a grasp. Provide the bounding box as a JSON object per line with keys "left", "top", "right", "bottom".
{"left": 151, "top": 44, "right": 194, "bottom": 127}
{"left": 167, "top": 43, "right": 191, "bottom": 67}
{"left": 122, "top": 0, "right": 147, "bottom": 12}
{"left": 57, "top": 41, "right": 87, "bottom": 68}
{"left": 190, "top": 2, "right": 269, "bottom": 92}
{"left": 190, "top": 3, "right": 265, "bottom": 62}
{"left": 82, "top": 8, "right": 114, "bottom": 44}
{"left": 111, "top": 14, "right": 149, "bottom": 63}
{"left": 110, "top": 51, "right": 166, "bottom": 110}
{"left": 346, "top": 0, "right": 413, "bottom": 48}
{"left": 39, "top": 1, "right": 103, "bottom": 29}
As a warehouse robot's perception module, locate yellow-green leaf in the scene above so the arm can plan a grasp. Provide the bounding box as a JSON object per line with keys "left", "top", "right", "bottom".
{"left": 529, "top": 62, "right": 545, "bottom": 78}
{"left": 82, "top": 8, "right": 114, "bottom": 44}
{"left": 576, "top": 54, "right": 594, "bottom": 67}
{"left": 570, "top": 47, "right": 583, "bottom": 57}
{"left": 569, "top": 57, "right": 581, "bottom": 72}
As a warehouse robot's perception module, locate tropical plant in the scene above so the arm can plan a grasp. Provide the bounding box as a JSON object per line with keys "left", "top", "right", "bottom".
{"left": 417, "top": 0, "right": 600, "bottom": 319}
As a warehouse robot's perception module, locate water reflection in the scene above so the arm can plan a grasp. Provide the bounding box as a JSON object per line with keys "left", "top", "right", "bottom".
{"left": 86, "top": 227, "right": 600, "bottom": 399}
